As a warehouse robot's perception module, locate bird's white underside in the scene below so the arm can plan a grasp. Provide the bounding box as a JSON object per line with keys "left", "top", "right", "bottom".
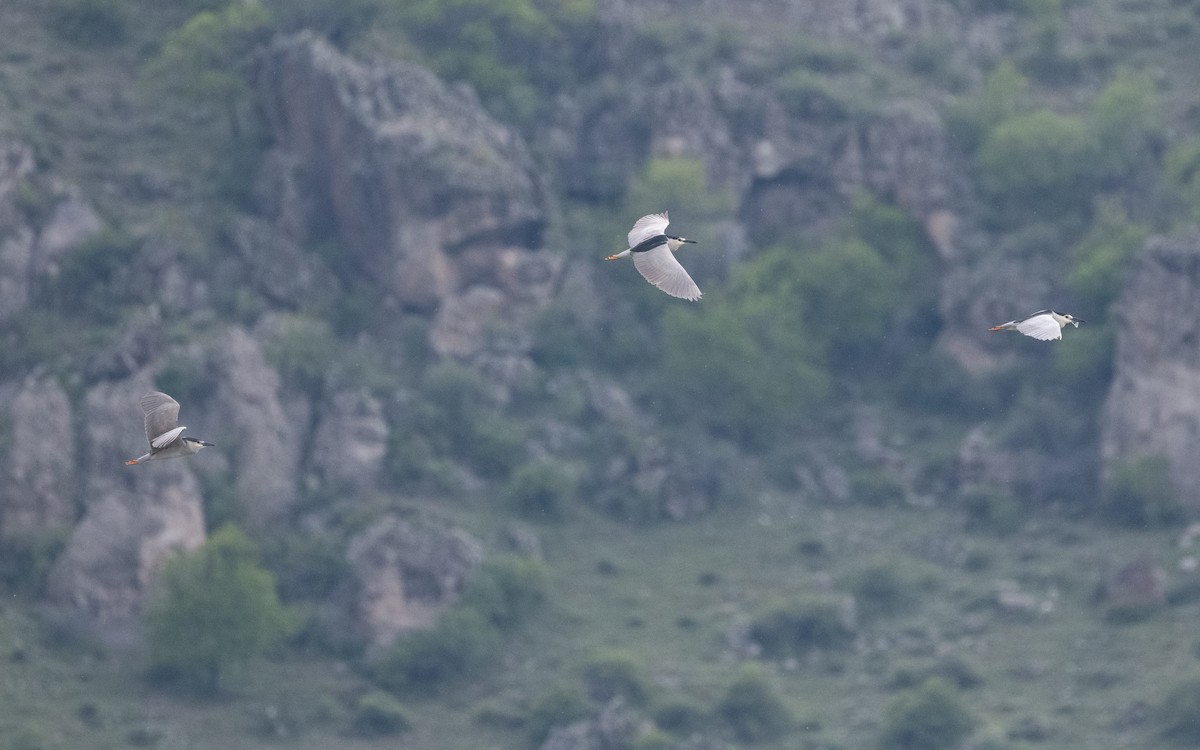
{"left": 633, "top": 245, "right": 703, "bottom": 301}
{"left": 1014, "top": 315, "right": 1063, "bottom": 340}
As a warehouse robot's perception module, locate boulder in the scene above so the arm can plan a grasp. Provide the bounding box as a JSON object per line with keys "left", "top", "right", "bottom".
{"left": 342, "top": 516, "right": 484, "bottom": 649}
{"left": 1103, "top": 558, "right": 1167, "bottom": 612}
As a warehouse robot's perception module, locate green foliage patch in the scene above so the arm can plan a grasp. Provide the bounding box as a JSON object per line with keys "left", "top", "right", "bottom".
{"left": 716, "top": 667, "right": 793, "bottom": 743}
{"left": 878, "top": 678, "right": 976, "bottom": 750}
{"left": 145, "top": 525, "right": 296, "bottom": 693}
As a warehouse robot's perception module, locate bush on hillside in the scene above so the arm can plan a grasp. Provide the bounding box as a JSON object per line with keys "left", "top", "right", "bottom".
{"left": 1159, "top": 677, "right": 1200, "bottom": 744}
{"left": 748, "top": 596, "right": 856, "bottom": 658}
{"left": 1100, "top": 455, "right": 1184, "bottom": 529}
{"left": 976, "top": 109, "right": 1097, "bottom": 216}
{"left": 717, "top": 667, "right": 793, "bottom": 743}
{"left": 145, "top": 525, "right": 296, "bottom": 693}
{"left": 879, "top": 678, "right": 976, "bottom": 750}
{"left": 581, "top": 651, "right": 651, "bottom": 705}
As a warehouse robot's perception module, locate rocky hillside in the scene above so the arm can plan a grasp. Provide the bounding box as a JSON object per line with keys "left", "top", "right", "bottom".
{"left": 4, "top": 0, "right": 1200, "bottom": 747}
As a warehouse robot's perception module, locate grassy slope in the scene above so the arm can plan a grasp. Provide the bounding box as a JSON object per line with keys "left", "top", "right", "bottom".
{"left": 1, "top": 494, "right": 1196, "bottom": 748}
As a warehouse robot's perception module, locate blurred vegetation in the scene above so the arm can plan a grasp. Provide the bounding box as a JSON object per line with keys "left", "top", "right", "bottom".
{"left": 878, "top": 678, "right": 976, "bottom": 750}
{"left": 3, "top": 0, "right": 1200, "bottom": 747}
{"left": 145, "top": 525, "right": 296, "bottom": 693}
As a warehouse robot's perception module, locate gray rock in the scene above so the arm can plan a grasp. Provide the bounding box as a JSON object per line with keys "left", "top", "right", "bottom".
{"left": 342, "top": 516, "right": 484, "bottom": 649}
{"left": 0, "top": 375, "right": 76, "bottom": 534}
{"left": 256, "top": 32, "right": 547, "bottom": 310}
{"left": 46, "top": 463, "right": 205, "bottom": 626}
{"left": 311, "top": 389, "right": 388, "bottom": 491}
{"left": 1101, "top": 231, "right": 1200, "bottom": 510}
{"left": 1103, "top": 558, "right": 1166, "bottom": 612}
{"left": 213, "top": 328, "right": 301, "bottom": 526}
{"left": 229, "top": 215, "right": 337, "bottom": 308}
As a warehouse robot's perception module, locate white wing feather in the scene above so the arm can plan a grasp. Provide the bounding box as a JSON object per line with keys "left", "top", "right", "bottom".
{"left": 627, "top": 212, "right": 670, "bottom": 248}
{"left": 151, "top": 425, "right": 187, "bottom": 449}
{"left": 1015, "top": 314, "right": 1063, "bottom": 341}
{"left": 633, "top": 244, "right": 702, "bottom": 301}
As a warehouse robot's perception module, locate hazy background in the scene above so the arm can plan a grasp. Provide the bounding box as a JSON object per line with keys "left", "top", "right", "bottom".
{"left": 2, "top": 0, "right": 1200, "bottom": 748}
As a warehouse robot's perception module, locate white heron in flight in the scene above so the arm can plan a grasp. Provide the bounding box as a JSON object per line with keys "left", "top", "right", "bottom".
{"left": 125, "top": 391, "right": 214, "bottom": 465}
{"left": 989, "top": 310, "right": 1084, "bottom": 341}
{"left": 605, "top": 212, "right": 702, "bottom": 301}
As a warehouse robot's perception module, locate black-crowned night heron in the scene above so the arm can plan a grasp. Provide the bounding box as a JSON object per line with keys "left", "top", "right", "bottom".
{"left": 989, "top": 310, "right": 1085, "bottom": 341}
{"left": 125, "top": 391, "right": 214, "bottom": 465}
{"left": 605, "top": 212, "right": 702, "bottom": 301}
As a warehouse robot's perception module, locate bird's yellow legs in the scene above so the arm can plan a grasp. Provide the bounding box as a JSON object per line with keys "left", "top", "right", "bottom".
{"left": 604, "top": 254, "right": 620, "bottom": 261}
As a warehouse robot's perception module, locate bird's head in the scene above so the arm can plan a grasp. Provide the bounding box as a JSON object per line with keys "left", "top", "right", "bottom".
{"left": 665, "top": 235, "right": 697, "bottom": 252}
{"left": 1063, "top": 313, "right": 1084, "bottom": 328}
{"left": 183, "top": 437, "right": 215, "bottom": 451}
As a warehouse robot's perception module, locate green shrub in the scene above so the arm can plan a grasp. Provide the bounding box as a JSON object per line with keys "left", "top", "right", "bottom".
{"left": 653, "top": 699, "right": 709, "bottom": 735}
{"left": 504, "top": 460, "right": 578, "bottom": 521}
{"left": 263, "top": 315, "right": 337, "bottom": 394}
{"left": 848, "top": 562, "right": 925, "bottom": 619}
{"left": 581, "top": 651, "right": 650, "bottom": 705}
{"left": 463, "top": 414, "right": 527, "bottom": 478}
{"left": 976, "top": 109, "right": 1097, "bottom": 215}
{"left": 1165, "top": 137, "right": 1200, "bottom": 220}
{"left": 961, "top": 486, "right": 1024, "bottom": 536}
{"left": 1090, "top": 70, "right": 1162, "bottom": 180}
{"left": 373, "top": 608, "right": 499, "bottom": 695}
{"left": 0, "top": 527, "right": 70, "bottom": 596}
{"left": 527, "top": 688, "right": 591, "bottom": 747}
{"left": 850, "top": 470, "right": 906, "bottom": 508}
{"left": 145, "top": 525, "right": 296, "bottom": 693}
{"left": 1159, "top": 677, "right": 1200, "bottom": 744}
{"left": 879, "top": 678, "right": 976, "bottom": 750}
{"left": 47, "top": 0, "right": 127, "bottom": 46}
{"left": 775, "top": 68, "right": 854, "bottom": 120}
{"left": 748, "top": 596, "right": 856, "bottom": 658}
{"left": 1100, "top": 455, "right": 1184, "bottom": 528}
{"left": 1067, "top": 202, "right": 1149, "bottom": 313}
{"left": 717, "top": 667, "right": 793, "bottom": 743}
{"left": 350, "top": 691, "right": 412, "bottom": 736}
{"left": 631, "top": 728, "right": 675, "bottom": 750}
{"left": 945, "top": 60, "right": 1031, "bottom": 151}
{"left": 47, "top": 227, "right": 141, "bottom": 324}
{"left": 390, "top": 0, "right": 598, "bottom": 122}
{"left": 460, "top": 555, "right": 547, "bottom": 630}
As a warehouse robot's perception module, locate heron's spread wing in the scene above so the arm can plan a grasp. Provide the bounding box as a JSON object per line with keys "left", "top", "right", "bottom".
{"left": 1015, "top": 314, "right": 1062, "bottom": 341}
{"left": 627, "top": 212, "right": 670, "bottom": 248}
{"left": 141, "top": 391, "right": 181, "bottom": 445}
{"left": 151, "top": 425, "right": 187, "bottom": 450}
{"left": 633, "top": 245, "right": 702, "bottom": 301}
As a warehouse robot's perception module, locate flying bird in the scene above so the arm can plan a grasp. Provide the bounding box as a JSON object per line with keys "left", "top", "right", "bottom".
{"left": 605, "top": 212, "right": 702, "bottom": 301}
{"left": 125, "top": 391, "right": 214, "bottom": 465}
{"left": 988, "top": 310, "right": 1084, "bottom": 341}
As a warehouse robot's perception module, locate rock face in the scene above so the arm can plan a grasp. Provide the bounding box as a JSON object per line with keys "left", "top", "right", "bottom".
{"left": 1101, "top": 231, "right": 1200, "bottom": 510}
{"left": 256, "top": 32, "right": 548, "bottom": 311}
{"left": 311, "top": 389, "right": 388, "bottom": 491}
{"left": 213, "top": 327, "right": 301, "bottom": 527}
{"left": 0, "top": 375, "right": 76, "bottom": 535}
{"left": 46, "top": 380, "right": 206, "bottom": 627}
{"left": 342, "top": 516, "right": 484, "bottom": 649}
{"left": 0, "top": 139, "right": 103, "bottom": 324}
